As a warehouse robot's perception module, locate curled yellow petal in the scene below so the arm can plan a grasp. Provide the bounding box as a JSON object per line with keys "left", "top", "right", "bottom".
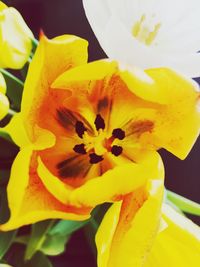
{"left": 121, "top": 66, "right": 200, "bottom": 159}
{"left": 21, "top": 34, "right": 88, "bottom": 141}
{"left": 70, "top": 152, "right": 164, "bottom": 207}
{"left": 144, "top": 204, "right": 200, "bottom": 267}
{"left": 96, "top": 178, "right": 164, "bottom": 267}
{"left": 0, "top": 147, "right": 90, "bottom": 231}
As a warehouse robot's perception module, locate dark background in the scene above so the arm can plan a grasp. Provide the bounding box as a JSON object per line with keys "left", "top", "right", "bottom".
{"left": 2, "top": 0, "right": 200, "bottom": 266}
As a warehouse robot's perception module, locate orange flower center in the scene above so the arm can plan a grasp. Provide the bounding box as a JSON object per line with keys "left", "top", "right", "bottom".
{"left": 73, "top": 114, "right": 125, "bottom": 164}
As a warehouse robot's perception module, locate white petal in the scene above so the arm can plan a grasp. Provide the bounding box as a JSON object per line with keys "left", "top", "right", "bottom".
{"left": 83, "top": 0, "right": 110, "bottom": 37}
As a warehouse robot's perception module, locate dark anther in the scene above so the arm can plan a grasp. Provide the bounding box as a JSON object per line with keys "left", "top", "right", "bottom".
{"left": 112, "top": 128, "right": 125, "bottom": 140}
{"left": 94, "top": 114, "right": 105, "bottom": 131}
{"left": 89, "top": 153, "right": 104, "bottom": 164}
{"left": 73, "top": 144, "right": 87, "bottom": 154}
{"left": 75, "top": 121, "right": 87, "bottom": 138}
{"left": 111, "top": 145, "right": 123, "bottom": 156}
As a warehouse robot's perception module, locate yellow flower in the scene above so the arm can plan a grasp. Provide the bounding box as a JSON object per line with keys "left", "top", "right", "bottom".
{"left": 0, "top": 1, "right": 33, "bottom": 69}
{"left": 0, "top": 72, "right": 9, "bottom": 119}
{"left": 1, "top": 34, "right": 200, "bottom": 230}
{"left": 96, "top": 197, "right": 200, "bottom": 267}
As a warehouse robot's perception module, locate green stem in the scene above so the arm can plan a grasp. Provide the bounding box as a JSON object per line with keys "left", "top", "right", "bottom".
{"left": 32, "top": 37, "right": 39, "bottom": 47}
{"left": 166, "top": 190, "right": 200, "bottom": 216}
{"left": 0, "top": 129, "right": 12, "bottom": 143}
{"left": 0, "top": 69, "right": 24, "bottom": 87}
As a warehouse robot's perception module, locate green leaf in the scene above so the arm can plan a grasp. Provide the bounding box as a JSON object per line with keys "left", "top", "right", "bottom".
{"left": 49, "top": 219, "right": 89, "bottom": 236}
{"left": 40, "top": 234, "right": 70, "bottom": 256}
{"left": 1, "top": 69, "right": 24, "bottom": 111}
{"left": 0, "top": 186, "right": 10, "bottom": 224}
{"left": 0, "top": 132, "right": 12, "bottom": 143}
{"left": 166, "top": 190, "right": 200, "bottom": 216}
{"left": 84, "top": 218, "right": 98, "bottom": 256}
{"left": 25, "top": 220, "right": 55, "bottom": 260}
{"left": 0, "top": 264, "right": 13, "bottom": 267}
{"left": 15, "top": 233, "right": 69, "bottom": 257}
{"left": 0, "top": 230, "right": 17, "bottom": 259}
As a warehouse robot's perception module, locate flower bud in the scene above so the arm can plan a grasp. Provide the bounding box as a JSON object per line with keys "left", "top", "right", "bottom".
{"left": 0, "top": 2, "right": 33, "bottom": 69}
{"left": 0, "top": 72, "right": 9, "bottom": 119}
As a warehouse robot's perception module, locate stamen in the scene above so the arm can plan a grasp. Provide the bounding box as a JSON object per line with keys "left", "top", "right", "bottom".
{"left": 75, "top": 121, "right": 87, "bottom": 138}
{"left": 111, "top": 145, "right": 123, "bottom": 156}
{"left": 89, "top": 153, "right": 104, "bottom": 164}
{"left": 112, "top": 128, "right": 125, "bottom": 140}
{"left": 73, "top": 144, "right": 87, "bottom": 154}
{"left": 95, "top": 114, "right": 105, "bottom": 131}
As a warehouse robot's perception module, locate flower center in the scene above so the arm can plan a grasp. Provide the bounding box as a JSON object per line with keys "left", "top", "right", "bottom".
{"left": 73, "top": 114, "right": 125, "bottom": 164}
{"left": 132, "top": 14, "right": 161, "bottom": 45}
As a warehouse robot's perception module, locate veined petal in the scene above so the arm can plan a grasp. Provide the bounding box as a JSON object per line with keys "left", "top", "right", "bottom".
{"left": 52, "top": 60, "right": 118, "bottom": 88}
{"left": 21, "top": 34, "right": 88, "bottom": 141}
{"left": 69, "top": 152, "right": 164, "bottom": 207}
{"left": 121, "top": 66, "right": 200, "bottom": 159}
{"left": 0, "top": 147, "right": 90, "bottom": 231}
{"left": 96, "top": 178, "right": 164, "bottom": 267}
{"left": 144, "top": 204, "right": 200, "bottom": 267}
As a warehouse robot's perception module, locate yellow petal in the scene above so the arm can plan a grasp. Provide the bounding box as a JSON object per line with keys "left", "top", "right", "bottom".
{"left": 0, "top": 6, "right": 33, "bottom": 69}
{"left": 96, "top": 178, "right": 164, "bottom": 267}
{"left": 3, "top": 113, "right": 30, "bottom": 147}
{"left": 37, "top": 157, "right": 72, "bottom": 204}
{"left": 0, "top": 92, "right": 9, "bottom": 120}
{"left": 144, "top": 204, "right": 200, "bottom": 267}
{"left": 52, "top": 59, "right": 118, "bottom": 88}
{"left": 0, "top": 1, "right": 7, "bottom": 11}
{"left": 3, "top": 113, "right": 56, "bottom": 150}
{"left": 20, "top": 34, "right": 88, "bottom": 141}
{"left": 96, "top": 202, "right": 122, "bottom": 267}
{"left": 70, "top": 151, "right": 164, "bottom": 208}
{"left": 121, "top": 67, "right": 200, "bottom": 159}
{"left": 0, "top": 147, "right": 90, "bottom": 231}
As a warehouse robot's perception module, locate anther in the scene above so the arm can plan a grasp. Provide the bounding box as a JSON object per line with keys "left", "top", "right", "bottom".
{"left": 111, "top": 145, "right": 123, "bottom": 156}
{"left": 94, "top": 114, "right": 105, "bottom": 131}
{"left": 89, "top": 153, "right": 104, "bottom": 164}
{"left": 73, "top": 144, "right": 87, "bottom": 154}
{"left": 75, "top": 121, "right": 87, "bottom": 138}
{"left": 112, "top": 128, "right": 125, "bottom": 140}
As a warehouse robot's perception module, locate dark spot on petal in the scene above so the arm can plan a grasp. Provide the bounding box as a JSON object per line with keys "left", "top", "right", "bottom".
{"left": 111, "top": 145, "right": 123, "bottom": 156}
{"left": 57, "top": 108, "right": 94, "bottom": 135}
{"left": 57, "top": 108, "right": 76, "bottom": 130}
{"left": 57, "top": 155, "right": 89, "bottom": 178}
{"left": 75, "top": 121, "right": 87, "bottom": 138}
{"left": 89, "top": 153, "right": 104, "bottom": 164}
{"left": 94, "top": 114, "right": 105, "bottom": 131}
{"left": 112, "top": 128, "right": 125, "bottom": 140}
{"left": 126, "top": 120, "right": 154, "bottom": 137}
{"left": 73, "top": 143, "right": 87, "bottom": 154}
{"left": 97, "top": 97, "right": 109, "bottom": 112}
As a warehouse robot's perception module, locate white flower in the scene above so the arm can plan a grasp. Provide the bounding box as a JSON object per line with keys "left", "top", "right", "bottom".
{"left": 83, "top": 0, "right": 200, "bottom": 77}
